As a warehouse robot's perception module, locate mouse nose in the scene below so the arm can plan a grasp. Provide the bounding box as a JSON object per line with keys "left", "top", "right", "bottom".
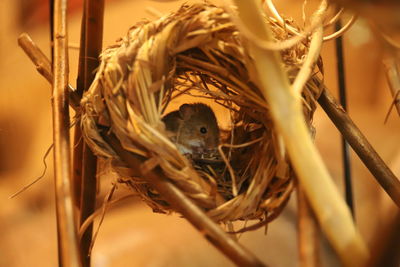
{"left": 206, "top": 136, "right": 219, "bottom": 148}
{"left": 204, "top": 140, "right": 218, "bottom": 153}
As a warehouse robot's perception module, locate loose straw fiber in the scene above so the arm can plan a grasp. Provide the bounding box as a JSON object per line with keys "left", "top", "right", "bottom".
{"left": 80, "top": 3, "right": 322, "bottom": 227}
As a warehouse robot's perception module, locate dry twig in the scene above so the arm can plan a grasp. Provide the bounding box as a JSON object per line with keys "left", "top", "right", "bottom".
{"left": 382, "top": 56, "right": 400, "bottom": 119}
{"left": 18, "top": 33, "right": 80, "bottom": 109}
{"left": 318, "top": 87, "right": 400, "bottom": 208}
{"left": 75, "top": 0, "right": 105, "bottom": 265}
{"left": 51, "top": 0, "right": 81, "bottom": 266}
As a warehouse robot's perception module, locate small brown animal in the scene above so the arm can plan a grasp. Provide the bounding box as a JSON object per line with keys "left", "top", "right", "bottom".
{"left": 162, "top": 103, "right": 220, "bottom": 156}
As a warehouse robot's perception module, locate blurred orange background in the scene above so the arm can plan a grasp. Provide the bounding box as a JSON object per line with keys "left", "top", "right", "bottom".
{"left": 0, "top": 0, "right": 399, "bottom": 266}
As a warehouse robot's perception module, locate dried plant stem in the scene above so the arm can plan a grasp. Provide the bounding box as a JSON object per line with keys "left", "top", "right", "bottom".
{"left": 79, "top": 194, "right": 138, "bottom": 237}
{"left": 379, "top": 30, "right": 400, "bottom": 50}
{"left": 73, "top": 128, "right": 84, "bottom": 208}
{"left": 231, "top": 0, "right": 369, "bottom": 266}
{"left": 75, "top": 0, "right": 105, "bottom": 265}
{"left": 51, "top": 0, "right": 81, "bottom": 266}
{"left": 264, "top": 0, "right": 356, "bottom": 43}
{"left": 18, "top": 33, "right": 80, "bottom": 109}
{"left": 318, "top": 88, "right": 400, "bottom": 208}
{"left": 324, "top": 8, "right": 345, "bottom": 27}
{"left": 264, "top": 0, "right": 300, "bottom": 36}
{"left": 264, "top": 0, "right": 343, "bottom": 32}
{"left": 323, "top": 15, "right": 357, "bottom": 42}
{"left": 76, "top": 0, "right": 105, "bottom": 97}
{"left": 78, "top": 146, "right": 97, "bottom": 265}
{"left": 226, "top": 2, "right": 323, "bottom": 51}
{"left": 297, "top": 187, "right": 320, "bottom": 267}
{"left": 18, "top": 33, "right": 52, "bottom": 81}
{"left": 103, "top": 133, "right": 267, "bottom": 267}
{"left": 382, "top": 56, "right": 400, "bottom": 118}
{"left": 292, "top": 2, "right": 326, "bottom": 95}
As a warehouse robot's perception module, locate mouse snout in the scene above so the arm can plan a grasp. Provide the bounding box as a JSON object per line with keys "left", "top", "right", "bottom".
{"left": 205, "top": 135, "right": 219, "bottom": 151}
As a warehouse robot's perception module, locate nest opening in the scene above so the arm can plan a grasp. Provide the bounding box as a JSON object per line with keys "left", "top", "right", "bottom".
{"left": 80, "top": 3, "right": 323, "bottom": 230}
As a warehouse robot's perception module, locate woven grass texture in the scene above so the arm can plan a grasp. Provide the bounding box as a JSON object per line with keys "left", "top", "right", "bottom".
{"left": 80, "top": 3, "right": 323, "bottom": 228}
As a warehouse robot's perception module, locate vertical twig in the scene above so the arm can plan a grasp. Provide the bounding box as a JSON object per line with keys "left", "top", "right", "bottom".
{"left": 297, "top": 187, "right": 320, "bottom": 267}
{"left": 334, "top": 19, "right": 355, "bottom": 216}
{"left": 51, "top": 0, "right": 82, "bottom": 266}
{"left": 76, "top": 0, "right": 105, "bottom": 97}
{"left": 50, "top": 0, "right": 54, "bottom": 61}
{"left": 73, "top": 130, "right": 84, "bottom": 209}
{"left": 74, "top": 0, "right": 105, "bottom": 265}
{"left": 79, "top": 146, "right": 97, "bottom": 266}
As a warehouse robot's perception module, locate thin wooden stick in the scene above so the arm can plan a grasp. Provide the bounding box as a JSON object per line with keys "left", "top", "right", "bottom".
{"left": 102, "top": 133, "right": 267, "bottom": 267}
{"left": 18, "top": 33, "right": 80, "bottom": 109}
{"left": 51, "top": 0, "right": 81, "bottom": 266}
{"left": 230, "top": 1, "right": 369, "bottom": 266}
{"left": 334, "top": 19, "right": 355, "bottom": 216}
{"left": 75, "top": 0, "right": 105, "bottom": 265}
{"left": 19, "top": 33, "right": 52, "bottom": 81}
{"left": 382, "top": 56, "right": 400, "bottom": 118}
{"left": 72, "top": 128, "right": 84, "bottom": 209}
{"left": 297, "top": 187, "right": 320, "bottom": 267}
{"left": 78, "top": 146, "right": 97, "bottom": 266}
{"left": 76, "top": 0, "right": 105, "bottom": 97}
{"left": 318, "top": 87, "right": 400, "bottom": 208}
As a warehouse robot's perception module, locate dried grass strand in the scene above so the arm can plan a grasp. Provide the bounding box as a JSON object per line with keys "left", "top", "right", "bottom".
{"left": 9, "top": 144, "right": 53, "bottom": 199}
{"left": 323, "top": 14, "right": 357, "bottom": 41}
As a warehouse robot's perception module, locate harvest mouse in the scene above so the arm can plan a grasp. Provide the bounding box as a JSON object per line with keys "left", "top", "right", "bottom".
{"left": 162, "top": 103, "right": 220, "bottom": 157}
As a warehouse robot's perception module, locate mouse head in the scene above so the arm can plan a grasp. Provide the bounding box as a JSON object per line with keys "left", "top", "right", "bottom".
{"left": 177, "top": 103, "right": 220, "bottom": 153}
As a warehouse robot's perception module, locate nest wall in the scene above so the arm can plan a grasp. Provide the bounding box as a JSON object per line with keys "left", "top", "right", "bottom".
{"left": 80, "top": 3, "right": 322, "bottom": 228}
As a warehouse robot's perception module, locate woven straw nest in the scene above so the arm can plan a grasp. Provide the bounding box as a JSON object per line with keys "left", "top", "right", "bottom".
{"left": 80, "top": 3, "right": 323, "bottom": 229}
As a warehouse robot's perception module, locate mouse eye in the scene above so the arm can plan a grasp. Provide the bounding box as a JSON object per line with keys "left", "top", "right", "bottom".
{"left": 200, "top": 127, "right": 207, "bottom": 134}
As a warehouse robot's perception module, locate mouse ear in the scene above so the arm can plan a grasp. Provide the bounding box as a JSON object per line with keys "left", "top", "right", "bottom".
{"left": 179, "top": 104, "right": 194, "bottom": 120}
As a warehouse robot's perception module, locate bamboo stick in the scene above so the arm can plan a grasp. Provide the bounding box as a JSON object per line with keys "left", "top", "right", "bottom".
{"left": 75, "top": 0, "right": 105, "bottom": 265}
{"left": 230, "top": 1, "right": 369, "bottom": 266}
{"left": 102, "top": 132, "right": 268, "bottom": 267}
{"left": 318, "top": 88, "right": 400, "bottom": 208}
{"left": 51, "top": 0, "right": 81, "bottom": 266}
